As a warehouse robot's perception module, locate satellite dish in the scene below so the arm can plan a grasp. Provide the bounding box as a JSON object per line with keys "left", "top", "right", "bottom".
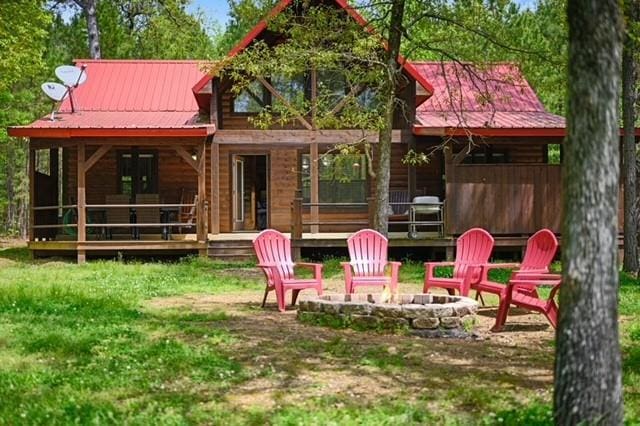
{"left": 41, "top": 63, "right": 88, "bottom": 120}
{"left": 55, "top": 65, "right": 87, "bottom": 87}
{"left": 41, "top": 82, "right": 68, "bottom": 102}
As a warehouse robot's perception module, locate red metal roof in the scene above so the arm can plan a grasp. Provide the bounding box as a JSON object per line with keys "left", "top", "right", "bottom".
{"left": 9, "top": 60, "right": 214, "bottom": 138}
{"left": 62, "top": 60, "right": 208, "bottom": 112}
{"left": 412, "top": 62, "right": 566, "bottom": 136}
{"left": 191, "top": 0, "right": 434, "bottom": 102}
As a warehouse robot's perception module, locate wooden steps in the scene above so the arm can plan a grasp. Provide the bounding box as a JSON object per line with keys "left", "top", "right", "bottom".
{"left": 207, "top": 240, "right": 256, "bottom": 262}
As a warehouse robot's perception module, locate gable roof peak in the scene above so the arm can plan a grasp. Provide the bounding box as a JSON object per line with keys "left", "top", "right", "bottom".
{"left": 191, "top": 0, "right": 434, "bottom": 102}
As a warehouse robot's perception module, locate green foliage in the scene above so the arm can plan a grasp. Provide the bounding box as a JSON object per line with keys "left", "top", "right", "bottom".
{"left": 0, "top": 1, "right": 51, "bottom": 236}
{"left": 216, "top": 0, "right": 278, "bottom": 56}
{"left": 480, "top": 403, "right": 553, "bottom": 425}
{"left": 214, "top": 5, "right": 389, "bottom": 136}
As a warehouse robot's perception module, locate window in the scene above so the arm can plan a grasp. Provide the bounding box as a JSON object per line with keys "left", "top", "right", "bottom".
{"left": 357, "top": 87, "right": 378, "bottom": 109}
{"left": 318, "top": 70, "right": 347, "bottom": 106}
{"left": 233, "top": 81, "right": 267, "bottom": 113}
{"left": 117, "top": 150, "right": 158, "bottom": 196}
{"left": 301, "top": 153, "right": 367, "bottom": 204}
{"left": 272, "top": 74, "right": 308, "bottom": 106}
{"left": 462, "top": 147, "right": 509, "bottom": 164}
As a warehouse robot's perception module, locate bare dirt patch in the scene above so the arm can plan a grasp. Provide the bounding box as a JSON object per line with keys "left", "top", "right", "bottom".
{"left": 145, "top": 279, "right": 556, "bottom": 412}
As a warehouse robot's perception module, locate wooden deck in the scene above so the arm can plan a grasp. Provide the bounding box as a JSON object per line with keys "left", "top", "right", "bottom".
{"left": 29, "top": 231, "right": 582, "bottom": 261}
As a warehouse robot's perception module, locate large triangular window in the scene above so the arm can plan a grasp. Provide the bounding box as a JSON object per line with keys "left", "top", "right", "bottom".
{"left": 233, "top": 81, "right": 267, "bottom": 113}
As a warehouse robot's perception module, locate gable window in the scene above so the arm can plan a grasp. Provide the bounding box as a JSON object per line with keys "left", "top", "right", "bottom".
{"left": 357, "top": 87, "right": 378, "bottom": 109}
{"left": 301, "top": 153, "right": 367, "bottom": 204}
{"left": 318, "top": 70, "right": 347, "bottom": 106}
{"left": 117, "top": 150, "right": 158, "bottom": 196}
{"left": 272, "top": 74, "right": 308, "bottom": 106}
{"left": 233, "top": 80, "right": 267, "bottom": 113}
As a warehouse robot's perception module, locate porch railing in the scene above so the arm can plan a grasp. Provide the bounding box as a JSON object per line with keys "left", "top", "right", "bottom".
{"left": 290, "top": 193, "right": 444, "bottom": 240}
{"left": 30, "top": 202, "right": 208, "bottom": 241}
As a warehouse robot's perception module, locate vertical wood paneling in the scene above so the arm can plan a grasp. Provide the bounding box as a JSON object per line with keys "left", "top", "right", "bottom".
{"left": 446, "top": 164, "right": 562, "bottom": 235}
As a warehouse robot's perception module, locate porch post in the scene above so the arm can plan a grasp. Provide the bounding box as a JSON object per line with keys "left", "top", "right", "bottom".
{"left": 28, "top": 147, "right": 35, "bottom": 243}
{"left": 210, "top": 140, "right": 219, "bottom": 234}
{"left": 408, "top": 133, "right": 417, "bottom": 198}
{"left": 77, "top": 142, "right": 86, "bottom": 264}
{"left": 310, "top": 139, "right": 319, "bottom": 233}
{"left": 197, "top": 137, "right": 208, "bottom": 256}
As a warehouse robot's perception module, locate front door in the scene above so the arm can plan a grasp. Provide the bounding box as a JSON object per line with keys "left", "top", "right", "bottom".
{"left": 232, "top": 154, "right": 269, "bottom": 231}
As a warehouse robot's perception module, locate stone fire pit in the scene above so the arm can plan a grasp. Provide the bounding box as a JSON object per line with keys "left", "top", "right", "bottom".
{"left": 297, "top": 293, "right": 478, "bottom": 337}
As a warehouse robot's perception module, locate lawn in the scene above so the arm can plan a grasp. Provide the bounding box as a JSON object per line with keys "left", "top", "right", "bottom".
{"left": 0, "top": 247, "right": 637, "bottom": 425}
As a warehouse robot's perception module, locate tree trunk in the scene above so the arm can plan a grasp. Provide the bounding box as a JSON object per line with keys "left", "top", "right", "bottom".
{"left": 77, "top": 0, "right": 101, "bottom": 59}
{"left": 554, "top": 0, "right": 624, "bottom": 424}
{"left": 374, "top": 0, "right": 405, "bottom": 235}
{"left": 623, "top": 0, "right": 639, "bottom": 272}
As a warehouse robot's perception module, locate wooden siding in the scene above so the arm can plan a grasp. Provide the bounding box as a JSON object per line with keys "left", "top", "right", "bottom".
{"left": 445, "top": 164, "right": 562, "bottom": 235}
{"left": 63, "top": 145, "right": 199, "bottom": 206}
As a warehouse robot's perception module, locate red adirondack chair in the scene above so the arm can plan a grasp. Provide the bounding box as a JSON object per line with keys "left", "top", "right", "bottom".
{"left": 423, "top": 228, "right": 494, "bottom": 297}
{"left": 491, "top": 275, "right": 561, "bottom": 331}
{"left": 253, "top": 229, "right": 323, "bottom": 312}
{"left": 342, "top": 229, "right": 401, "bottom": 294}
{"left": 473, "top": 229, "right": 559, "bottom": 302}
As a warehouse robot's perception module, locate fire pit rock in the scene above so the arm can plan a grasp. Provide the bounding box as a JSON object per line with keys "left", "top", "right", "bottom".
{"left": 297, "top": 293, "right": 478, "bottom": 337}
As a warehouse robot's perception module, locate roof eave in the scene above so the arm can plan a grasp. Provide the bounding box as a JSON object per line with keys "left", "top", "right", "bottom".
{"left": 8, "top": 125, "right": 216, "bottom": 139}
{"left": 413, "top": 126, "right": 567, "bottom": 138}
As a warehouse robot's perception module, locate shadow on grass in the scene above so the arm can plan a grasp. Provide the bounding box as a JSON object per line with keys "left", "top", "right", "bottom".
{"left": 206, "top": 298, "right": 556, "bottom": 422}
{"left": 0, "top": 246, "right": 32, "bottom": 263}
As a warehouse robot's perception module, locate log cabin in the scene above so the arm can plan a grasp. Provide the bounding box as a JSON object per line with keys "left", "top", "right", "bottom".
{"left": 8, "top": 0, "right": 587, "bottom": 263}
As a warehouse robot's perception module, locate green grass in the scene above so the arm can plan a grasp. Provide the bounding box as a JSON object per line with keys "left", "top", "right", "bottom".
{"left": 0, "top": 247, "right": 637, "bottom": 424}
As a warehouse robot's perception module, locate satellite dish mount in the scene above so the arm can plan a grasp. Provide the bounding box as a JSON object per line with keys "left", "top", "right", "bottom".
{"left": 41, "top": 64, "right": 88, "bottom": 121}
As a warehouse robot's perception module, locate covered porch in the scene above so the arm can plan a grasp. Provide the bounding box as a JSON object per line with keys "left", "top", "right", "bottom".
{"left": 28, "top": 138, "right": 211, "bottom": 262}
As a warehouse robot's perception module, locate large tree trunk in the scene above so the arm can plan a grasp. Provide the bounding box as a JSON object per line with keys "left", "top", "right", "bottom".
{"left": 374, "top": 0, "right": 405, "bottom": 235}
{"left": 554, "top": 0, "right": 624, "bottom": 424}
{"left": 623, "top": 0, "right": 639, "bottom": 272}
{"left": 76, "top": 0, "right": 101, "bottom": 59}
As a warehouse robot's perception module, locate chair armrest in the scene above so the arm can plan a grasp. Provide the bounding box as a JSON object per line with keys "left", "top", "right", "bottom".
{"left": 509, "top": 278, "right": 561, "bottom": 291}
{"left": 387, "top": 261, "right": 402, "bottom": 276}
{"left": 295, "top": 262, "right": 323, "bottom": 280}
{"left": 514, "top": 272, "right": 561, "bottom": 280}
{"left": 424, "top": 261, "right": 455, "bottom": 281}
{"left": 479, "top": 263, "right": 520, "bottom": 282}
{"left": 341, "top": 261, "right": 353, "bottom": 284}
{"left": 483, "top": 262, "right": 520, "bottom": 270}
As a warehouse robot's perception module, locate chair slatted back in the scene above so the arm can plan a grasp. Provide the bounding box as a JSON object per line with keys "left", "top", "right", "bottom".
{"left": 389, "top": 190, "right": 410, "bottom": 215}
{"left": 180, "top": 189, "right": 197, "bottom": 224}
{"left": 453, "top": 228, "right": 495, "bottom": 280}
{"left": 520, "top": 229, "right": 558, "bottom": 272}
{"left": 105, "top": 194, "right": 131, "bottom": 225}
{"left": 135, "top": 194, "right": 160, "bottom": 225}
{"left": 347, "top": 229, "right": 388, "bottom": 277}
{"left": 253, "top": 230, "right": 295, "bottom": 284}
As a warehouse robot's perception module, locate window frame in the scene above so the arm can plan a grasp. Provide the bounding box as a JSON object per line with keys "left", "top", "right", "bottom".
{"left": 231, "top": 81, "right": 270, "bottom": 115}
{"left": 298, "top": 152, "right": 369, "bottom": 211}
{"left": 116, "top": 149, "right": 159, "bottom": 197}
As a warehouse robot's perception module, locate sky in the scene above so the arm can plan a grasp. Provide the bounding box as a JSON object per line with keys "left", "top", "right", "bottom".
{"left": 189, "top": 0, "right": 539, "bottom": 27}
